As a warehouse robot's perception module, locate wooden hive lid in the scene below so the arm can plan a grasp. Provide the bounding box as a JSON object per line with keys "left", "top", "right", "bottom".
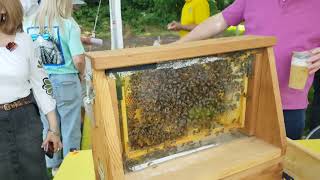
{"left": 86, "top": 35, "right": 276, "bottom": 70}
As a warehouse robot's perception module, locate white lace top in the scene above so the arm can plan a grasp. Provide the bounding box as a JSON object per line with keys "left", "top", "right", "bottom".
{"left": 0, "top": 32, "right": 56, "bottom": 114}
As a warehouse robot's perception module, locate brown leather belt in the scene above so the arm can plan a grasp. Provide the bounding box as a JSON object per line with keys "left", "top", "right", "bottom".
{"left": 0, "top": 95, "right": 33, "bottom": 111}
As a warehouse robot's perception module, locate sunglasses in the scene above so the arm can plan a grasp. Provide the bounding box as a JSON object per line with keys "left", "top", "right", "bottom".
{"left": 6, "top": 42, "right": 17, "bottom": 52}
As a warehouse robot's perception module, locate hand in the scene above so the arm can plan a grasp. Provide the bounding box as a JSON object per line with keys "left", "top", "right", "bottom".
{"left": 308, "top": 47, "right": 320, "bottom": 74}
{"left": 81, "top": 36, "right": 92, "bottom": 45}
{"left": 42, "top": 131, "right": 63, "bottom": 153}
{"left": 167, "top": 21, "right": 182, "bottom": 31}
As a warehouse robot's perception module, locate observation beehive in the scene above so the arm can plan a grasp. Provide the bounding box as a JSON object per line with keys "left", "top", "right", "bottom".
{"left": 86, "top": 36, "right": 286, "bottom": 180}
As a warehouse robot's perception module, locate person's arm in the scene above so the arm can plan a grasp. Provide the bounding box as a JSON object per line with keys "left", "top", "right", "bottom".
{"left": 180, "top": 24, "right": 197, "bottom": 31}
{"left": 42, "top": 110, "right": 62, "bottom": 152}
{"left": 46, "top": 111, "right": 58, "bottom": 134}
{"left": 69, "top": 19, "right": 86, "bottom": 80}
{"left": 177, "top": 13, "right": 228, "bottom": 43}
{"left": 80, "top": 36, "right": 103, "bottom": 46}
{"left": 27, "top": 35, "right": 62, "bottom": 152}
{"left": 81, "top": 36, "right": 92, "bottom": 45}
{"left": 308, "top": 47, "right": 320, "bottom": 74}
{"left": 168, "top": 0, "right": 210, "bottom": 33}
{"left": 177, "top": 0, "right": 246, "bottom": 43}
{"left": 73, "top": 54, "right": 85, "bottom": 80}
{"left": 167, "top": 21, "right": 197, "bottom": 32}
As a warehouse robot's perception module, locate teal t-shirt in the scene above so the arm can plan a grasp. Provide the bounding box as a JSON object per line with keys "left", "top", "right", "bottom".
{"left": 23, "top": 17, "right": 85, "bottom": 74}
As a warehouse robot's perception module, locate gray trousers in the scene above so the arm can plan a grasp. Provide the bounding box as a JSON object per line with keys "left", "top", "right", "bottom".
{"left": 0, "top": 103, "right": 49, "bottom": 180}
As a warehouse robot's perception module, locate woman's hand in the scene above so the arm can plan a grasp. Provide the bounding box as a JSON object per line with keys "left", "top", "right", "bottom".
{"left": 308, "top": 47, "right": 320, "bottom": 74}
{"left": 81, "top": 36, "right": 92, "bottom": 45}
{"left": 44, "top": 111, "right": 62, "bottom": 152}
{"left": 42, "top": 131, "right": 63, "bottom": 153}
{"left": 167, "top": 21, "right": 182, "bottom": 31}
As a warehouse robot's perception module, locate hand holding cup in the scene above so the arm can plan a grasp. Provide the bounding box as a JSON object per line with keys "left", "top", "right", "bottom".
{"left": 307, "top": 47, "right": 320, "bottom": 74}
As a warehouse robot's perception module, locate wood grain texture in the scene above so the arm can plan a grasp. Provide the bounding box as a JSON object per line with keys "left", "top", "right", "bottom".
{"left": 91, "top": 109, "right": 101, "bottom": 179}
{"left": 284, "top": 139, "right": 320, "bottom": 180}
{"left": 255, "top": 48, "right": 287, "bottom": 154}
{"left": 225, "top": 158, "right": 283, "bottom": 180}
{"left": 86, "top": 36, "right": 276, "bottom": 70}
{"left": 92, "top": 69, "right": 125, "bottom": 180}
{"left": 91, "top": 84, "right": 110, "bottom": 180}
{"left": 91, "top": 124, "right": 109, "bottom": 180}
{"left": 107, "top": 78, "right": 123, "bottom": 153}
{"left": 125, "top": 137, "right": 281, "bottom": 180}
{"left": 242, "top": 52, "right": 263, "bottom": 135}
{"left": 92, "top": 70, "right": 106, "bottom": 176}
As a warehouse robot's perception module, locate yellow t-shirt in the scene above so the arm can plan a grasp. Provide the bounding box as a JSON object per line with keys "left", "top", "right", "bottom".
{"left": 180, "top": 0, "right": 210, "bottom": 37}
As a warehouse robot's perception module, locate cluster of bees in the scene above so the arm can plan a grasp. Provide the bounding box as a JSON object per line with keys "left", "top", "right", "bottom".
{"left": 121, "top": 51, "right": 255, "bottom": 151}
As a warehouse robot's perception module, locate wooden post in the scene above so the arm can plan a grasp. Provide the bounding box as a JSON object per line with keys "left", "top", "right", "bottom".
{"left": 92, "top": 69, "right": 125, "bottom": 180}
{"left": 242, "top": 52, "right": 263, "bottom": 135}
{"left": 254, "top": 48, "right": 287, "bottom": 154}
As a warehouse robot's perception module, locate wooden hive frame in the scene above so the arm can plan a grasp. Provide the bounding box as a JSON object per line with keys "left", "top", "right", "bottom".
{"left": 86, "top": 36, "right": 287, "bottom": 180}
{"left": 118, "top": 51, "right": 251, "bottom": 161}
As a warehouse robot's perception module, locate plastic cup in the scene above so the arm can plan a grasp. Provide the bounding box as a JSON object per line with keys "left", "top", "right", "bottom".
{"left": 288, "top": 51, "right": 311, "bottom": 90}
{"left": 90, "top": 38, "right": 103, "bottom": 46}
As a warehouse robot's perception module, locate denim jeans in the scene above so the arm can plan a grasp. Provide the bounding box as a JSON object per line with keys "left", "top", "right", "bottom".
{"left": 0, "top": 103, "right": 49, "bottom": 180}
{"left": 40, "top": 73, "right": 82, "bottom": 168}
{"left": 283, "top": 109, "right": 306, "bottom": 140}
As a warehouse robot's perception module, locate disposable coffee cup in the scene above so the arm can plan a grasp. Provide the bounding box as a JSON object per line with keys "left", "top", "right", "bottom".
{"left": 90, "top": 38, "right": 103, "bottom": 46}
{"left": 288, "top": 51, "right": 311, "bottom": 90}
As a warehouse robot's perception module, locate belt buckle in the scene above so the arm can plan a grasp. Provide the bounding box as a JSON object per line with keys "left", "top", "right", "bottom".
{"left": 4, "top": 104, "right": 11, "bottom": 111}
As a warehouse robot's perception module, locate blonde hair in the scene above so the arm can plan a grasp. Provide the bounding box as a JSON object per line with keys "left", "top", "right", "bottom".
{"left": 0, "top": 0, "right": 23, "bottom": 35}
{"left": 35, "top": 0, "right": 73, "bottom": 32}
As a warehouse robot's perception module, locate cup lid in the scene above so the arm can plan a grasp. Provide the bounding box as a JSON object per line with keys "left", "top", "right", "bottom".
{"left": 292, "top": 51, "right": 312, "bottom": 59}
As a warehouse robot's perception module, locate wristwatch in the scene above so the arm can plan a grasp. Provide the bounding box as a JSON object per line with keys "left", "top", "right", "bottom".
{"left": 48, "top": 128, "right": 60, "bottom": 137}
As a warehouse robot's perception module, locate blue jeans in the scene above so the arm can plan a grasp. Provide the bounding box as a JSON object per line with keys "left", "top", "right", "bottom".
{"left": 283, "top": 109, "right": 306, "bottom": 140}
{"left": 40, "top": 74, "right": 82, "bottom": 168}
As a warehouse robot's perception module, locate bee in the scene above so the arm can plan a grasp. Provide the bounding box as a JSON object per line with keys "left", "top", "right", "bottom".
{"left": 123, "top": 50, "right": 256, "bottom": 151}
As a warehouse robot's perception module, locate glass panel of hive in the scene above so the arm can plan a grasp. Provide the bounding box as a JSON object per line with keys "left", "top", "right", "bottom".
{"left": 109, "top": 50, "right": 256, "bottom": 172}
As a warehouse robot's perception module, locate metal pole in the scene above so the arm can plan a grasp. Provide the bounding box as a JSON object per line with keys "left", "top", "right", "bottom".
{"left": 109, "top": 0, "right": 124, "bottom": 50}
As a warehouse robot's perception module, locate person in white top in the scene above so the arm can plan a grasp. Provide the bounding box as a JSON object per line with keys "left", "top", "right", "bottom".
{"left": 0, "top": 0, "right": 62, "bottom": 179}
{"left": 20, "top": 0, "right": 39, "bottom": 17}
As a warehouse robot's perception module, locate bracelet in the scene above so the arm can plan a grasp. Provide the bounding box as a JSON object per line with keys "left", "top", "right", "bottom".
{"left": 48, "top": 128, "right": 60, "bottom": 137}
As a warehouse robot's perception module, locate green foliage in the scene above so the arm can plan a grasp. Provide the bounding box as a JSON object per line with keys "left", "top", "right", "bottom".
{"left": 122, "top": 0, "right": 154, "bottom": 10}
{"left": 73, "top": 1, "right": 110, "bottom": 38}
{"left": 121, "top": 0, "right": 185, "bottom": 34}
{"left": 153, "top": 0, "right": 185, "bottom": 19}
{"left": 209, "top": 0, "right": 219, "bottom": 15}
{"left": 75, "top": 0, "right": 235, "bottom": 36}
{"left": 215, "top": 0, "right": 234, "bottom": 10}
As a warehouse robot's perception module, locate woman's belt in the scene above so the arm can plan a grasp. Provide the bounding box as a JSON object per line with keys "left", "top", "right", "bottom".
{"left": 0, "top": 95, "right": 33, "bottom": 111}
